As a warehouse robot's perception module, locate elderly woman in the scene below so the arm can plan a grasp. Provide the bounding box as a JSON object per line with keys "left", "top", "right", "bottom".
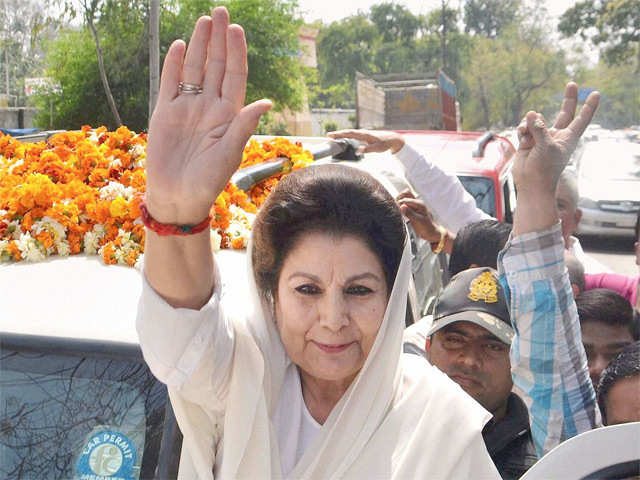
{"left": 137, "top": 6, "right": 499, "bottom": 479}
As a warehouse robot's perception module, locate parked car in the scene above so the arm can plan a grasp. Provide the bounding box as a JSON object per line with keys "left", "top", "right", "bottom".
{"left": 576, "top": 140, "right": 640, "bottom": 237}
{"left": 0, "top": 134, "right": 444, "bottom": 479}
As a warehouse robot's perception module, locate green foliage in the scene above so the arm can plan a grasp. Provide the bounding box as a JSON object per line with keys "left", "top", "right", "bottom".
{"left": 0, "top": 0, "right": 59, "bottom": 107}
{"left": 463, "top": 0, "right": 521, "bottom": 38}
{"left": 33, "top": 0, "right": 304, "bottom": 130}
{"left": 316, "top": 14, "right": 378, "bottom": 87}
{"left": 168, "top": 0, "right": 305, "bottom": 110}
{"left": 576, "top": 61, "right": 640, "bottom": 128}
{"left": 255, "top": 112, "right": 291, "bottom": 135}
{"left": 559, "top": 0, "right": 640, "bottom": 70}
{"left": 369, "top": 3, "right": 423, "bottom": 44}
{"left": 462, "top": 26, "right": 567, "bottom": 129}
{"left": 323, "top": 120, "right": 338, "bottom": 133}
{"left": 34, "top": 0, "right": 149, "bottom": 130}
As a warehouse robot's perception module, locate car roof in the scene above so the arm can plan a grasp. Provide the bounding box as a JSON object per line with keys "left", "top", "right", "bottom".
{"left": 1, "top": 136, "right": 412, "bottom": 345}
{"left": 520, "top": 422, "right": 640, "bottom": 480}
{"left": 397, "top": 130, "right": 515, "bottom": 178}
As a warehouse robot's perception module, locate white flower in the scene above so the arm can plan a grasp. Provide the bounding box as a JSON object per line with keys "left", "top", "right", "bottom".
{"left": 130, "top": 143, "right": 145, "bottom": 158}
{"left": 110, "top": 158, "right": 122, "bottom": 169}
{"left": 7, "top": 159, "right": 24, "bottom": 174}
{"left": 83, "top": 224, "right": 106, "bottom": 254}
{"left": 6, "top": 220, "right": 21, "bottom": 240}
{"left": 87, "top": 130, "right": 100, "bottom": 144}
{"left": 114, "top": 247, "right": 128, "bottom": 265}
{"left": 99, "top": 181, "right": 136, "bottom": 201}
{"left": 17, "top": 232, "right": 46, "bottom": 262}
{"left": 134, "top": 253, "right": 144, "bottom": 270}
{"left": 0, "top": 239, "right": 9, "bottom": 261}
{"left": 210, "top": 229, "right": 222, "bottom": 252}
{"left": 32, "top": 216, "right": 66, "bottom": 242}
{"left": 56, "top": 240, "right": 71, "bottom": 257}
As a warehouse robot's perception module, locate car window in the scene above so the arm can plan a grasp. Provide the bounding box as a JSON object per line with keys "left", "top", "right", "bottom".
{"left": 579, "top": 143, "right": 640, "bottom": 181}
{"left": 458, "top": 175, "right": 496, "bottom": 218}
{"left": 0, "top": 340, "right": 175, "bottom": 480}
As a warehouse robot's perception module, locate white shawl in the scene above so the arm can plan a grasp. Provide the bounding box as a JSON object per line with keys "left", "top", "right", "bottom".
{"left": 168, "top": 240, "right": 500, "bottom": 479}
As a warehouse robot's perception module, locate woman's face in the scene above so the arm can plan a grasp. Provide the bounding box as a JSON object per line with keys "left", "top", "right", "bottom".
{"left": 275, "top": 232, "right": 388, "bottom": 384}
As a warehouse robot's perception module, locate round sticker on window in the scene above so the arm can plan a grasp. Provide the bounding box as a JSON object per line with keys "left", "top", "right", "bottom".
{"left": 76, "top": 430, "right": 137, "bottom": 480}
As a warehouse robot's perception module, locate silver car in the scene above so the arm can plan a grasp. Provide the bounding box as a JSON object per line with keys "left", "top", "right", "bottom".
{"left": 577, "top": 140, "right": 640, "bottom": 237}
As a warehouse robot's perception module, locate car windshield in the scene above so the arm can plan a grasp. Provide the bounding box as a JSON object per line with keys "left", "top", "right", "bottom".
{"left": 1, "top": 346, "right": 168, "bottom": 480}
{"left": 579, "top": 143, "right": 640, "bottom": 181}
{"left": 458, "top": 176, "right": 496, "bottom": 218}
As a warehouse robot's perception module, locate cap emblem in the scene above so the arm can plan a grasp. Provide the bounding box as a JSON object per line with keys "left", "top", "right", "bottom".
{"left": 468, "top": 271, "right": 498, "bottom": 303}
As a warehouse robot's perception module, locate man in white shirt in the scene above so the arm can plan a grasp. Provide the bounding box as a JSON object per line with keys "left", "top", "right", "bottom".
{"left": 328, "top": 130, "right": 610, "bottom": 273}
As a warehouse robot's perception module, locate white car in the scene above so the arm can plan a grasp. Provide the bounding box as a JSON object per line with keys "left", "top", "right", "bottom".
{"left": 0, "top": 135, "right": 444, "bottom": 479}
{"left": 576, "top": 140, "right": 640, "bottom": 237}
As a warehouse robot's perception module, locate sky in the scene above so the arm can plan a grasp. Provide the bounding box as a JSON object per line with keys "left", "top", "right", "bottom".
{"left": 296, "top": 0, "right": 580, "bottom": 25}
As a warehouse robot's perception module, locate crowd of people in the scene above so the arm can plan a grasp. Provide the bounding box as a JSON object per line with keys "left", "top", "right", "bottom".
{"left": 135, "top": 6, "right": 639, "bottom": 479}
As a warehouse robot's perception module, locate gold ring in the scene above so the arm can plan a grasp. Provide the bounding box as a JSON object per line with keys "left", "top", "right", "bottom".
{"left": 178, "top": 82, "right": 203, "bottom": 94}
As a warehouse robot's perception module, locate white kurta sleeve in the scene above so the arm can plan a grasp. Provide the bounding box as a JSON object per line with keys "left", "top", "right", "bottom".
{"left": 136, "top": 267, "right": 234, "bottom": 402}
{"left": 395, "top": 142, "right": 491, "bottom": 233}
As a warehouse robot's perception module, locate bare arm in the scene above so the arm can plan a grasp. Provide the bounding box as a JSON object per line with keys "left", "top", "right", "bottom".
{"left": 143, "top": 9, "right": 271, "bottom": 309}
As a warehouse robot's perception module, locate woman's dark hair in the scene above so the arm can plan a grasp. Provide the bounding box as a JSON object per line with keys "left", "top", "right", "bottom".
{"left": 635, "top": 209, "right": 639, "bottom": 241}
{"left": 597, "top": 341, "right": 640, "bottom": 425}
{"left": 251, "top": 164, "right": 406, "bottom": 302}
{"left": 448, "top": 220, "right": 512, "bottom": 277}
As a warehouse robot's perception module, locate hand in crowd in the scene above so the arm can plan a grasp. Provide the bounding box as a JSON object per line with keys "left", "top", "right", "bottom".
{"left": 397, "top": 190, "right": 442, "bottom": 243}
{"left": 514, "top": 82, "right": 599, "bottom": 196}
{"left": 512, "top": 82, "right": 599, "bottom": 235}
{"left": 327, "top": 129, "right": 406, "bottom": 154}
{"left": 145, "top": 7, "right": 272, "bottom": 225}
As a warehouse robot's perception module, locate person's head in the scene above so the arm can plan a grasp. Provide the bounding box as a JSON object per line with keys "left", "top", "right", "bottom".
{"left": 425, "top": 267, "right": 514, "bottom": 421}
{"left": 556, "top": 170, "right": 582, "bottom": 246}
{"left": 576, "top": 289, "right": 638, "bottom": 386}
{"left": 252, "top": 164, "right": 406, "bottom": 384}
{"left": 564, "top": 251, "right": 585, "bottom": 297}
{"left": 448, "top": 220, "right": 512, "bottom": 277}
{"left": 597, "top": 342, "right": 640, "bottom": 425}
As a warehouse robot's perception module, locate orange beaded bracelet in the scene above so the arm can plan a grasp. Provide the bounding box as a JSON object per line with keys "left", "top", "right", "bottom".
{"left": 140, "top": 202, "right": 212, "bottom": 236}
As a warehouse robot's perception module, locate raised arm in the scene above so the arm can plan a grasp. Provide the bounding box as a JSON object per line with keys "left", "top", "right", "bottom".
{"left": 498, "top": 83, "right": 602, "bottom": 456}
{"left": 143, "top": 8, "right": 271, "bottom": 310}
{"left": 327, "top": 129, "right": 490, "bottom": 233}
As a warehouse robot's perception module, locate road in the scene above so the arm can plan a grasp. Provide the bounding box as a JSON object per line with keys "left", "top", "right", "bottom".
{"left": 578, "top": 235, "right": 638, "bottom": 276}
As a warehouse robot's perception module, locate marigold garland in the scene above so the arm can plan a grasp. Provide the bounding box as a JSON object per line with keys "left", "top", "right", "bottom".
{"left": 0, "top": 128, "right": 314, "bottom": 267}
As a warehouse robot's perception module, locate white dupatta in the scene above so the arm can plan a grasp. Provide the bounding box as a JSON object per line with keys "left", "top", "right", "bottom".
{"left": 169, "top": 239, "right": 500, "bottom": 479}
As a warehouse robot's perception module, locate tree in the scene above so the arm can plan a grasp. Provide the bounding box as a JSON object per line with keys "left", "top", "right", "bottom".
{"left": 316, "top": 14, "right": 378, "bottom": 87}
{"left": 149, "top": 0, "right": 160, "bottom": 118}
{"left": 463, "top": 0, "right": 521, "bottom": 38}
{"left": 463, "top": 26, "right": 567, "bottom": 129}
{"left": 0, "top": 0, "right": 58, "bottom": 107}
{"left": 35, "top": 0, "right": 305, "bottom": 130}
{"left": 369, "top": 3, "right": 422, "bottom": 44}
{"left": 35, "top": 0, "right": 150, "bottom": 130}
{"left": 559, "top": 0, "right": 640, "bottom": 72}
{"left": 576, "top": 60, "right": 640, "bottom": 127}
{"left": 166, "top": 0, "right": 305, "bottom": 111}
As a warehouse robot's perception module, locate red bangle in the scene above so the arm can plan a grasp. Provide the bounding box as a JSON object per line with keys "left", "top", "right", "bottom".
{"left": 140, "top": 202, "right": 212, "bottom": 236}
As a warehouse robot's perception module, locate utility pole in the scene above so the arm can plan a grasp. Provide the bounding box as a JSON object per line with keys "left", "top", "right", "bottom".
{"left": 149, "top": 0, "right": 160, "bottom": 120}
{"left": 441, "top": 0, "right": 447, "bottom": 72}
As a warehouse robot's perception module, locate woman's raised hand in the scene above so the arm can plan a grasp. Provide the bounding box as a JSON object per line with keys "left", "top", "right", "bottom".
{"left": 145, "top": 7, "right": 272, "bottom": 224}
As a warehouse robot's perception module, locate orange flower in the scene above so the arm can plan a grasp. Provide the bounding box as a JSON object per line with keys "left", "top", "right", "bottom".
{"left": 1, "top": 127, "right": 313, "bottom": 266}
